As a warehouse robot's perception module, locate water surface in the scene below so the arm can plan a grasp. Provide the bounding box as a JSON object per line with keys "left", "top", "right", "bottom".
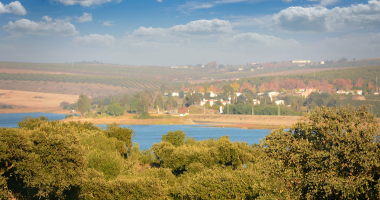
{"left": 0, "top": 113, "right": 270, "bottom": 150}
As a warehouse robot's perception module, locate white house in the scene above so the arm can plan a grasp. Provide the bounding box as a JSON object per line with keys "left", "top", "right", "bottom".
{"left": 292, "top": 60, "right": 311, "bottom": 64}
{"left": 172, "top": 92, "right": 179, "bottom": 97}
{"left": 209, "top": 91, "right": 217, "bottom": 98}
{"left": 253, "top": 99, "right": 260, "bottom": 105}
{"left": 337, "top": 90, "right": 347, "bottom": 94}
{"left": 275, "top": 100, "right": 284, "bottom": 106}
{"left": 200, "top": 99, "right": 215, "bottom": 106}
{"left": 235, "top": 92, "right": 242, "bottom": 97}
{"left": 220, "top": 98, "right": 230, "bottom": 105}
{"left": 268, "top": 92, "right": 279, "bottom": 97}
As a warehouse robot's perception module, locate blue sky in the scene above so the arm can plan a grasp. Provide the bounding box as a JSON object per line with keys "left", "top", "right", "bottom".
{"left": 0, "top": 0, "right": 379, "bottom": 65}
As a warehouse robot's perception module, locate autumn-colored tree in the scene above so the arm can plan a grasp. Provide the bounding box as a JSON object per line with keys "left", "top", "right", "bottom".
{"left": 355, "top": 77, "right": 365, "bottom": 87}
{"left": 230, "top": 82, "right": 240, "bottom": 92}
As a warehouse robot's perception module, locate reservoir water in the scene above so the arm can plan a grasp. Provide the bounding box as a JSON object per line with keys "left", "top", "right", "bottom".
{"left": 0, "top": 113, "right": 271, "bottom": 150}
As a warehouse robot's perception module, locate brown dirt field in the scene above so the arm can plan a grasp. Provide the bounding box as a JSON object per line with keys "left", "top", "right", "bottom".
{"left": 0, "top": 80, "right": 135, "bottom": 97}
{"left": 0, "top": 68, "right": 75, "bottom": 75}
{"left": 0, "top": 89, "right": 79, "bottom": 113}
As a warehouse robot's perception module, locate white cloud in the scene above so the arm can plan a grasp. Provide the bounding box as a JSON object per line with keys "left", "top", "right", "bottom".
{"left": 273, "top": 0, "right": 380, "bottom": 32}
{"left": 157, "top": 0, "right": 162, "bottom": 2}
{"left": 72, "top": 34, "right": 115, "bottom": 47}
{"left": 0, "top": 1, "right": 26, "bottom": 15}
{"left": 75, "top": 12, "right": 92, "bottom": 23}
{"left": 3, "top": 16, "right": 79, "bottom": 37}
{"left": 42, "top": 16, "right": 52, "bottom": 23}
{"left": 50, "top": 0, "right": 121, "bottom": 7}
{"left": 133, "top": 19, "right": 232, "bottom": 37}
{"left": 102, "top": 20, "right": 115, "bottom": 26}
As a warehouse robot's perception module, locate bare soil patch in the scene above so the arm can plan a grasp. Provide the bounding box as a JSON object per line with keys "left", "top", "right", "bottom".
{"left": 0, "top": 68, "right": 75, "bottom": 75}
{"left": 0, "top": 89, "right": 78, "bottom": 113}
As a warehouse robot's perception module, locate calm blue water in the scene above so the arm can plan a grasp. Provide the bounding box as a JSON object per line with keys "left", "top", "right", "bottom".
{"left": 0, "top": 113, "right": 67, "bottom": 128}
{"left": 0, "top": 113, "right": 270, "bottom": 150}
{"left": 98, "top": 124, "right": 270, "bottom": 150}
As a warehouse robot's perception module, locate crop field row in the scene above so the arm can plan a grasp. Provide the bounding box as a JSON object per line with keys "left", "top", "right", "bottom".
{"left": 0, "top": 73, "right": 169, "bottom": 90}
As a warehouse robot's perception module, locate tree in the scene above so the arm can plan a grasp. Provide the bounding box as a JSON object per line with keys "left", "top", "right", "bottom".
{"left": 1, "top": 118, "right": 87, "bottom": 199}
{"left": 179, "top": 90, "right": 185, "bottom": 98}
{"left": 355, "top": 77, "right": 365, "bottom": 87}
{"left": 119, "top": 94, "right": 130, "bottom": 108}
{"left": 97, "top": 102, "right": 106, "bottom": 115}
{"left": 105, "top": 123, "right": 135, "bottom": 152}
{"left": 107, "top": 102, "right": 125, "bottom": 116}
{"left": 338, "top": 57, "right": 348, "bottom": 62}
{"left": 230, "top": 82, "right": 240, "bottom": 92}
{"left": 154, "top": 95, "right": 164, "bottom": 109}
{"left": 161, "top": 130, "right": 186, "bottom": 147}
{"left": 77, "top": 94, "right": 91, "bottom": 117}
{"left": 263, "top": 106, "right": 380, "bottom": 199}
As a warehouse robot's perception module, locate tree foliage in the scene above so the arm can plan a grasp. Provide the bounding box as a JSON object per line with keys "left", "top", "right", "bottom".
{"left": 262, "top": 105, "right": 380, "bottom": 199}
{"left": 77, "top": 94, "right": 91, "bottom": 117}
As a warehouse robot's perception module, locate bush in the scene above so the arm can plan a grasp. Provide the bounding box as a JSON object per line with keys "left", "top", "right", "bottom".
{"left": 138, "top": 111, "right": 152, "bottom": 119}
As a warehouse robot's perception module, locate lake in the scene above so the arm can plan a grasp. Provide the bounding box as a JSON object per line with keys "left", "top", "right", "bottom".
{"left": 0, "top": 113, "right": 271, "bottom": 150}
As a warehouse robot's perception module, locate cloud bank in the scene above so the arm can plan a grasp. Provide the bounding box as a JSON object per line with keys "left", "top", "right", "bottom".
{"left": 273, "top": 0, "right": 380, "bottom": 32}
{"left": 0, "top": 1, "right": 26, "bottom": 16}
{"left": 3, "top": 16, "right": 79, "bottom": 37}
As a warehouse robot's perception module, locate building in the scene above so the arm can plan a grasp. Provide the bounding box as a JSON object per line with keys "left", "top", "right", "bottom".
{"left": 275, "top": 100, "right": 284, "bottom": 105}
{"left": 209, "top": 91, "right": 217, "bottom": 98}
{"left": 268, "top": 91, "right": 279, "bottom": 97}
{"left": 292, "top": 60, "right": 312, "bottom": 64}
{"left": 301, "top": 88, "right": 316, "bottom": 98}
{"left": 252, "top": 99, "right": 260, "bottom": 105}
{"left": 337, "top": 90, "right": 347, "bottom": 94}
{"left": 200, "top": 99, "right": 215, "bottom": 106}
{"left": 172, "top": 92, "right": 179, "bottom": 97}
{"left": 235, "top": 92, "right": 242, "bottom": 97}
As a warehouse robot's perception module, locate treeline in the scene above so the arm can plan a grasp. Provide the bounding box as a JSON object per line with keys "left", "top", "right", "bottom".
{"left": 1, "top": 106, "right": 380, "bottom": 199}
{"left": 0, "top": 104, "right": 13, "bottom": 109}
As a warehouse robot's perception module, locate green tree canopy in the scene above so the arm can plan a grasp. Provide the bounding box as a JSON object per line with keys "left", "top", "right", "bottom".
{"left": 262, "top": 105, "right": 380, "bottom": 199}
{"left": 77, "top": 94, "right": 91, "bottom": 117}
{"left": 107, "top": 102, "right": 125, "bottom": 116}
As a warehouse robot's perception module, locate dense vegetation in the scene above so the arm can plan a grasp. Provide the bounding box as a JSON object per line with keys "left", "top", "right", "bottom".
{"left": 1, "top": 106, "right": 379, "bottom": 199}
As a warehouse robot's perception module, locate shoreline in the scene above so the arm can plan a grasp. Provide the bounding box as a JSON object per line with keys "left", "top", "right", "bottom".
{"left": 60, "top": 114, "right": 302, "bottom": 129}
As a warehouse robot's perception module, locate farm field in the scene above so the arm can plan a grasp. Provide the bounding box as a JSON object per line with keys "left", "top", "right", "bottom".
{"left": 0, "top": 89, "right": 78, "bottom": 113}
{"left": 0, "top": 80, "right": 134, "bottom": 97}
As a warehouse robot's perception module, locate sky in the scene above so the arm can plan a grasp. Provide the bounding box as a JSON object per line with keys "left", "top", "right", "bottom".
{"left": 0, "top": 0, "right": 380, "bottom": 65}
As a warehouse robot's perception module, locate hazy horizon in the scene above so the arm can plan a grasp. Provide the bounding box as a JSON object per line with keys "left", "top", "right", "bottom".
{"left": 0, "top": 0, "right": 379, "bottom": 65}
